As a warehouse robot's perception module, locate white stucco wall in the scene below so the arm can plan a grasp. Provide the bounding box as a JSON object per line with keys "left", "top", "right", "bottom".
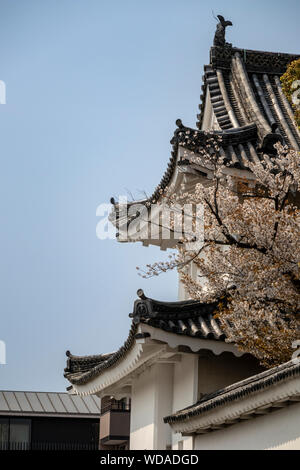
{"left": 130, "top": 366, "right": 155, "bottom": 450}
{"left": 129, "top": 353, "right": 199, "bottom": 450}
{"left": 130, "top": 363, "right": 173, "bottom": 450}
{"left": 194, "top": 403, "right": 300, "bottom": 450}
{"left": 172, "top": 354, "right": 198, "bottom": 450}
{"left": 198, "top": 352, "right": 263, "bottom": 397}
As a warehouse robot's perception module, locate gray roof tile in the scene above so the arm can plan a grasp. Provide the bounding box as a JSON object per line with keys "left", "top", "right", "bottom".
{"left": 0, "top": 391, "right": 100, "bottom": 416}
{"left": 64, "top": 291, "right": 229, "bottom": 386}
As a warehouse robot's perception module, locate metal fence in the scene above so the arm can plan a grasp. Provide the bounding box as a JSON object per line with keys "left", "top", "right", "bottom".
{"left": 0, "top": 441, "right": 99, "bottom": 450}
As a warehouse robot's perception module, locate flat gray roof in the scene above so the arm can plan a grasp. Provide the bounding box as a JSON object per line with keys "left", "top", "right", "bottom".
{"left": 0, "top": 391, "right": 100, "bottom": 418}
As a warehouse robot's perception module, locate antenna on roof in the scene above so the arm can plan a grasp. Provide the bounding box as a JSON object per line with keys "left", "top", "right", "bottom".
{"left": 212, "top": 10, "right": 218, "bottom": 22}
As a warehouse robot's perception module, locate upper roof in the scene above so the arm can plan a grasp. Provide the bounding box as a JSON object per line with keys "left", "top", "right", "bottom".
{"left": 0, "top": 390, "right": 100, "bottom": 418}
{"left": 111, "top": 28, "right": 300, "bottom": 218}
{"left": 197, "top": 46, "right": 300, "bottom": 146}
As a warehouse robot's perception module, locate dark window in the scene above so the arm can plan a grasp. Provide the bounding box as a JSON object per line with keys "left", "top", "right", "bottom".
{"left": 0, "top": 418, "right": 9, "bottom": 444}
{"left": 0, "top": 418, "right": 31, "bottom": 450}
{"left": 10, "top": 419, "right": 31, "bottom": 444}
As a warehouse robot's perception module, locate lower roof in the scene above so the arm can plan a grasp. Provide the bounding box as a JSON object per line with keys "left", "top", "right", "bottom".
{"left": 164, "top": 359, "right": 300, "bottom": 427}
{"left": 0, "top": 391, "right": 100, "bottom": 418}
{"left": 64, "top": 291, "right": 230, "bottom": 386}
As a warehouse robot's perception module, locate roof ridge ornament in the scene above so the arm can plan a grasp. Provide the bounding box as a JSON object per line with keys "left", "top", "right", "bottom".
{"left": 137, "top": 288, "right": 147, "bottom": 300}
{"left": 213, "top": 15, "right": 233, "bottom": 48}
{"left": 175, "top": 118, "right": 184, "bottom": 129}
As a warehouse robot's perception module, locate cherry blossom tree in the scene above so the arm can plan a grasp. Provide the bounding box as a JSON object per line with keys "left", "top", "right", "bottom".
{"left": 139, "top": 137, "right": 300, "bottom": 367}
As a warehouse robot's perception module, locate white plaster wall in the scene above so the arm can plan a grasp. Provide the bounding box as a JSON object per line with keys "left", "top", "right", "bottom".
{"left": 198, "top": 352, "right": 263, "bottom": 398}
{"left": 172, "top": 354, "right": 198, "bottom": 449}
{"left": 130, "top": 366, "right": 155, "bottom": 450}
{"left": 154, "top": 364, "right": 173, "bottom": 449}
{"left": 194, "top": 403, "right": 300, "bottom": 450}
{"left": 130, "top": 363, "right": 173, "bottom": 450}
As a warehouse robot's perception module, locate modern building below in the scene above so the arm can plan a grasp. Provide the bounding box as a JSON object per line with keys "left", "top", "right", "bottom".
{"left": 99, "top": 396, "right": 130, "bottom": 450}
{"left": 0, "top": 391, "right": 100, "bottom": 450}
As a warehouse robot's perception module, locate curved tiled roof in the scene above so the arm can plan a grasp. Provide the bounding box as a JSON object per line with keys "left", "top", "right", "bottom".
{"left": 64, "top": 291, "right": 228, "bottom": 386}
{"left": 164, "top": 360, "right": 300, "bottom": 425}
{"left": 197, "top": 46, "right": 300, "bottom": 143}
{"left": 130, "top": 290, "right": 225, "bottom": 341}
{"left": 111, "top": 44, "right": 300, "bottom": 219}
{"left": 64, "top": 323, "right": 138, "bottom": 386}
{"left": 173, "top": 120, "right": 259, "bottom": 169}
{"left": 65, "top": 351, "right": 115, "bottom": 376}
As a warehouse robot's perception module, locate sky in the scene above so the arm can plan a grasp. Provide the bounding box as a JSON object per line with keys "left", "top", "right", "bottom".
{"left": 0, "top": 0, "right": 299, "bottom": 392}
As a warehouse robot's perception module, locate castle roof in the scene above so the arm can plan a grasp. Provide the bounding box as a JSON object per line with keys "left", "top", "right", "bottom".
{"left": 64, "top": 291, "right": 229, "bottom": 387}
{"left": 164, "top": 359, "right": 300, "bottom": 435}
{"left": 64, "top": 29, "right": 300, "bottom": 398}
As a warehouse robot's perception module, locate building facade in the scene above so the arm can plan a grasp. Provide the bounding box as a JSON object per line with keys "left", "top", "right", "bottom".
{"left": 64, "top": 18, "right": 300, "bottom": 450}
{"left": 0, "top": 390, "right": 100, "bottom": 450}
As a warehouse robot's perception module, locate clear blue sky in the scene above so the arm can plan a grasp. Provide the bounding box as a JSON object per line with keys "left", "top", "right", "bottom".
{"left": 0, "top": 0, "right": 299, "bottom": 391}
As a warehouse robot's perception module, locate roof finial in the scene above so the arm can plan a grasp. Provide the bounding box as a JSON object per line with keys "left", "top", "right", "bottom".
{"left": 214, "top": 15, "right": 233, "bottom": 47}
{"left": 137, "top": 289, "right": 146, "bottom": 300}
